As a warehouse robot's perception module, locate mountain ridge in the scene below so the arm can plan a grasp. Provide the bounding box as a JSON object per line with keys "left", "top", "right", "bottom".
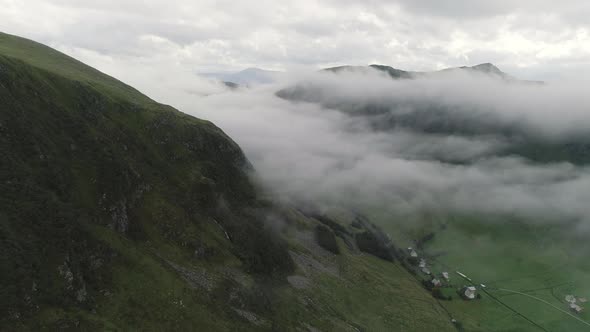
{"left": 324, "top": 62, "right": 543, "bottom": 83}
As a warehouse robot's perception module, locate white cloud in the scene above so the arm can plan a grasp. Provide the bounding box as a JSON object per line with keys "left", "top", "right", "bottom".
{"left": 170, "top": 70, "right": 590, "bottom": 230}
{"left": 2, "top": 0, "right": 590, "bottom": 80}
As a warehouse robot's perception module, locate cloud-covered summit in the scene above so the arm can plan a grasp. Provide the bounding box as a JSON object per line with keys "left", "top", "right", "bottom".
{"left": 180, "top": 66, "right": 590, "bottom": 232}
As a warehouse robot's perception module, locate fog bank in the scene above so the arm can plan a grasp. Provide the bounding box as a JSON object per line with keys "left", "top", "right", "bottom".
{"left": 151, "top": 68, "right": 590, "bottom": 229}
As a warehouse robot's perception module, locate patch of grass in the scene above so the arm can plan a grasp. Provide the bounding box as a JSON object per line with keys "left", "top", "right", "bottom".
{"left": 0, "top": 32, "right": 152, "bottom": 106}
{"left": 302, "top": 254, "right": 456, "bottom": 331}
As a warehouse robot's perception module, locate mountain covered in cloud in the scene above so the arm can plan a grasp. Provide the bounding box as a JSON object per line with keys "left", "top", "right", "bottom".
{"left": 192, "top": 61, "right": 590, "bottom": 233}
{"left": 277, "top": 63, "right": 585, "bottom": 166}
{"left": 192, "top": 65, "right": 590, "bottom": 332}
{"left": 324, "top": 62, "right": 543, "bottom": 83}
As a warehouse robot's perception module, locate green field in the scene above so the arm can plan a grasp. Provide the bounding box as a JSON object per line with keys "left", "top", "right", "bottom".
{"left": 378, "top": 215, "right": 590, "bottom": 332}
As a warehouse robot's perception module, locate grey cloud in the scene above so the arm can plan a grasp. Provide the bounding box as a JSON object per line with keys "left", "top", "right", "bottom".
{"left": 153, "top": 70, "right": 590, "bottom": 231}
{"left": 3, "top": 0, "right": 590, "bottom": 79}
{"left": 279, "top": 69, "right": 590, "bottom": 139}
{"left": 335, "top": 0, "right": 590, "bottom": 22}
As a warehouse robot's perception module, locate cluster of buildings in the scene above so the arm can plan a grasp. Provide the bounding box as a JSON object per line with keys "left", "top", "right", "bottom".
{"left": 430, "top": 271, "right": 451, "bottom": 289}
{"left": 565, "top": 295, "right": 586, "bottom": 314}
{"left": 406, "top": 249, "right": 589, "bottom": 314}
{"left": 408, "top": 247, "right": 435, "bottom": 276}
{"left": 407, "top": 247, "right": 454, "bottom": 292}
{"left": 408, "top": 247, "right": 485, "bottom": 302}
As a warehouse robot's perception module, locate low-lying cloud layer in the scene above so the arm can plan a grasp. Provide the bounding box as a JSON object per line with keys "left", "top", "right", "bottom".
{"left": 149, "top": 68, "right": 590, "bottom": 230}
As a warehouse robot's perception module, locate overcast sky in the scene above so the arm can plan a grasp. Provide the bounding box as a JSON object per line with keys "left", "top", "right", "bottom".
{"left": 2, "top": 0, "right": 590, "bottom": 81}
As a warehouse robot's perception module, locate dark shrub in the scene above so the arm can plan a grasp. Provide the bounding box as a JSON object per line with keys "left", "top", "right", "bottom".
{"left": 355, "top": 231, "right": 394, "bottom": 261}
{"left": 229, "top": 220, "right": 295, "bottom": 276}
{"left": 312, "top": 215, "right": 350, "bottom": 236}
{"left": 407, "top": 256, "right": 419, "bottom": 266}
{"left": 315, "top": 225, "right": 340, "bottom": 254}
{"left": 432, "top": 288, "right": 448, "bottom": 300}
{"left": 416, "top": 232, "right": 436, "bottom": 249}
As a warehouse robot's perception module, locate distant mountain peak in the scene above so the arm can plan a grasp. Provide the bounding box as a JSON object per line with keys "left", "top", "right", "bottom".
{"left": 322, "top": 63, "right": 513, "bottom": 80}
{"left": 468, "top": 63, "right": 504, "bottom": 75}
{"left": 438, "top": 63, "right": 514, "bottom": 80}
{"left": 323, "top": 64, "right": 414, "bottom": 79}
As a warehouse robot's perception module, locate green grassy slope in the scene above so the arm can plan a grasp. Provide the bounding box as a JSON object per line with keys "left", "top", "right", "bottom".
{"left": 271, "top": 210, "right": 456, "bottom": 331}
{"left": 0, "top": 31, "right": 292, "bottom": 330}
{"left": 0, "top": 32, "right": 152, "bottom": 105}
{"left": 0, "top": 32, "right": 456, "bottom": 331}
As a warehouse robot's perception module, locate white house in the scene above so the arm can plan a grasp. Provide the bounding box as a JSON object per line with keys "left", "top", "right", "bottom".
{"left": 570, "top": 303, "right": 584, "bottom": 314}
{"left": 419, "top": 259, "right": 426, "bottom": 268}
{"left": 462, "top": 286, "right": 477, "bottom": 300}
{"left": 442, "top": 272, "right": 450, "bottom": 281}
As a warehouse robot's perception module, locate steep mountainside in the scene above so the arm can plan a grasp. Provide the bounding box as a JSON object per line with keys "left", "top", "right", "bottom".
{"left": 0, "top": 31, "right": 295, "bottom": 330}
{"left": 0, "top": 33, "right": 455, "bottom": 331}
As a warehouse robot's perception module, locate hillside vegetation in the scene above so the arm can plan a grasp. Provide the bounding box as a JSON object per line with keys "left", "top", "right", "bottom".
{"left": 0, "top": 32, "right": 455, "bottom": 331}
